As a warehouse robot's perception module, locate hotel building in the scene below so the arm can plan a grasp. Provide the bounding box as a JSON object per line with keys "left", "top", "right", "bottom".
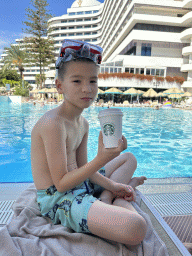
{"left": 1, "top": 0, "right": 192, "bottom": 93}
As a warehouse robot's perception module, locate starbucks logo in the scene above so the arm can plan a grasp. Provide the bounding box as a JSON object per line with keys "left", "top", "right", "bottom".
{"left": 103, "top": 123, "right": 115, "bottom": 136}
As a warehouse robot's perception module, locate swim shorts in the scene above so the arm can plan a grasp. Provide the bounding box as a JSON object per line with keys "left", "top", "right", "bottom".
{"left": 37, "top": 167, "right": 106, "bottom": 233}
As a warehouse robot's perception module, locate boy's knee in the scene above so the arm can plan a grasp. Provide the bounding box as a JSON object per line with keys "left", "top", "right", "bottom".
{"left": 124, "top": 214, "right": 147, "bottom": 245}
{"left": 124, "top": 152, "right": 137, "bottom": 170}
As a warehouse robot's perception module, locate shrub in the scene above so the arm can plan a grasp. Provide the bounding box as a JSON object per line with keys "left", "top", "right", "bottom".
{"left": 165, "top": 76, "right": 174, "bottom": 83}
{"left": 173, "top": 76, "right": 185, "bottom": 84}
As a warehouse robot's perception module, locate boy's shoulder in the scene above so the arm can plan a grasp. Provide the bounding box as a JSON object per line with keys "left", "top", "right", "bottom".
{"left": 32, "top": 108, "right": 63, "bottom": 134}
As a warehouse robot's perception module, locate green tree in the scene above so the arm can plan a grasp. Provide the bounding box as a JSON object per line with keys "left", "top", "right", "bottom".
{"left": 22, "top": 0, "right": 55, "bottom": 88}
{"left": 35, "top": 74, "right": 46, "bottom": 89}
{"left": 14, "top": 80, "right": 30, "bottom": 97}
{"left": 3, "top": 45, "right": 27, "bottom": 81}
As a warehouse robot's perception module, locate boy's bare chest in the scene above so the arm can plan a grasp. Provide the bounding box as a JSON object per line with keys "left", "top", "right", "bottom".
{"left": 65, "top": 121, "right": 86, "bottom": 153}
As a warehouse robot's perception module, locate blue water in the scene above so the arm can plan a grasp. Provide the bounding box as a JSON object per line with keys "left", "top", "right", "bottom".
{"left": 0, "top": 100, "right": 192, "bottom": 182}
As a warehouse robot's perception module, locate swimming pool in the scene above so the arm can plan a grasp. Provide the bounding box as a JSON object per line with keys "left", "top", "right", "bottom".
{"left": 0, "top": 100, "right": 192, "bottom": 182}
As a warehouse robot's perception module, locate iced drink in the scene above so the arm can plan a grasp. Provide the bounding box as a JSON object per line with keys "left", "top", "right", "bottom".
{"left": 98, "top": 108, "right": 123, "bottom": 148}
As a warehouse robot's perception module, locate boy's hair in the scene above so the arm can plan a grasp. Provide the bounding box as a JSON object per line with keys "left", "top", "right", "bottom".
{"left": 56, "top": 58, "right": 99, "bottom": 82}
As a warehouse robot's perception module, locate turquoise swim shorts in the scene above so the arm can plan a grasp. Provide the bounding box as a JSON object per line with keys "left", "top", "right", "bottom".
{"left": 37, "top": 167, "right": 106, "bottom": 233}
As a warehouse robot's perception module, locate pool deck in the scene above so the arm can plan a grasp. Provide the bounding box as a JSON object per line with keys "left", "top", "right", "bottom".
{"left": 0, "top": 177, "right": 192, "bottom": 252}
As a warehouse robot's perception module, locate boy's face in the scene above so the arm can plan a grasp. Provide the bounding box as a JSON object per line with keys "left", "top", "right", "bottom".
{"left": 56, "top": 60, "right": 98, "bottom": 109}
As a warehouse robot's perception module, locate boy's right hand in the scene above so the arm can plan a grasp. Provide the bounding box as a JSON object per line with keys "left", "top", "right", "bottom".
{"left": 97, "top": 131, "right": 127, "bottom": 163}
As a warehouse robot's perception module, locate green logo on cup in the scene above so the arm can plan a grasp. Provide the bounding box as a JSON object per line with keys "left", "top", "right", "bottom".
{"left": 103, "top": 123, "right": 115, "bottom": 136}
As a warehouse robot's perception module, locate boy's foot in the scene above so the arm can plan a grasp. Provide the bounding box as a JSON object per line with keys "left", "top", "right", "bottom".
{"left": 128, "top": 176, "right": 147, "bottom": 190}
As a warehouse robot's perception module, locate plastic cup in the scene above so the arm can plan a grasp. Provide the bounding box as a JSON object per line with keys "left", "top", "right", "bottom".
{"left": 98, "top": 108, "right": 123, "bottom": 148}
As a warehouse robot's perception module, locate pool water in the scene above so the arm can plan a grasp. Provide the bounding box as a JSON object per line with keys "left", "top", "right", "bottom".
{"left": 0, "top": 101, "right": 192, "bottom": 182}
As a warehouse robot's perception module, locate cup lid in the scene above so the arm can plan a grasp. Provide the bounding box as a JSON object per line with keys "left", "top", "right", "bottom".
{"left": 98, "top": 108, "right": 123, "bottom": 118}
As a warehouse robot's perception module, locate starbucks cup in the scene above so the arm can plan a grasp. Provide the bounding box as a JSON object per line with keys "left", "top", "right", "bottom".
{"left": 98, "top": 108, "right": 123, "bottom": 148}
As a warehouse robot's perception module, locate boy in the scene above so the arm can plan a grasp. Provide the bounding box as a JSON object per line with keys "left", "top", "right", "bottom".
{"left": 31, "top": 39, "right": 147, "bottom": 245}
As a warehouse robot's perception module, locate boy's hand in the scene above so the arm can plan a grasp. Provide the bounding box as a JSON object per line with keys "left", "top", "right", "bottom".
{"left": 111, "top": 183, "right": 136, "bottom": 202}
{"left": 97, "top": 131, "right": 127, "bottom": 163}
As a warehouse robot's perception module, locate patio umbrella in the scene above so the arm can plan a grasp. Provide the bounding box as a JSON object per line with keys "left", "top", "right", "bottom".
{"left": 38, "top": 88, "right": 50, "bottom": 93}
{"left": 48, "top": 88, "right": 58, "bottom": 93}
{"left": 123, "top": 88, "right": 138, "bottom": 103}
{"left": 143, "top": 88, "right": 158, "bottom": 98}
{"left": 98, "top": 88, "right": 104, "bottom": 94}
{"left": 136, "top": 89, "right": 145, "bottom": 103}
{"left": 163, "top": 87, "right": 184, "bottom": 95}
{"left": 168, "top": 94, "right": 183, "bottom": 99}
{"left": 104, "top": 87, "right": 123, "bottom": 103}
{"left": 31, "top": 88, "right": 39, "bottom": 93}
{"left": 183, "top": 91, "right": 192, "bottom": 97}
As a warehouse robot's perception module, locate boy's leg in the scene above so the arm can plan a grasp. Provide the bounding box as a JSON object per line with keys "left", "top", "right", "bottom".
{"left": 87, "top": 200, "right": 147, "bottom": 245}
{"left": 100, "top": 152, "right": 146, "bottom": 204}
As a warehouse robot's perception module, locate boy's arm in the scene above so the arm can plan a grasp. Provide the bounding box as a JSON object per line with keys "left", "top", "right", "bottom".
{"left": 76, "top": 120, "right": 117, "bottom": 192}
{"left": 40, "top": 117, "right": 108, "bottom": 193}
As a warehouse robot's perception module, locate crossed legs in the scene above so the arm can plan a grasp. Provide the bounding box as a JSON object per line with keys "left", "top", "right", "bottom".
{"left": 87, "top": 152, "right": 147, "bottom": 245}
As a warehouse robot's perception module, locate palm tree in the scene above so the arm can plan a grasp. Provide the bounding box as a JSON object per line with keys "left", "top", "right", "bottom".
{"left": 3, "top": 45, "right": 27, "bottom": 81}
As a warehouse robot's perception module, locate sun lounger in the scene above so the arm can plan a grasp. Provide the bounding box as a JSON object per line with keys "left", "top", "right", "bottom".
{"left": 0, "top": 185, "right": 191, "bottom": 255}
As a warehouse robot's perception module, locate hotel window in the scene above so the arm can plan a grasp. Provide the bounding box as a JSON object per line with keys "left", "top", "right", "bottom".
{"left": 69, "top": 12, "right": 75, "bottom": 16}
{"left": 105, "top": 67, "right": 109, "bottom": 73}
{"left": 101, "top": 67, "right": 104, "bottom": 73}
{"left": 55, "top": 41, "right": 60, "bottom": 44}
{"left": 69, "top": 20, "right": 75, "bottom": 23}
{"left": 77, "top": 19, "right": 83, "bottom": 22}
{"left": 84, "top": 39, "right": 90, "bottom": 42}
{"left": 160, "top": 69, "right": 164, "bottom": 77}
{"left": 92, "top": 32, "right": 97, "bottom": 35}
{"left": 92, "top": 39, "right": 97, "bottom": 42}
{"left": 110, "top": 68, "right": 113, "bottom": 73}
{"left": 61, "top": 34, "right": 67, "bottom": 36}
{"left": 140, "top": 68, "right": 144, "bottom": 74}
{"left": 93, "top": 10, "right": 99, "bottom": 13}
{"left": 76, "top": 33, "right": 83, "bottom": 35}
{"left": 61, "top": 27, "right": 66, "bottom": 30}
{"left": 114, "top": 68, "right": 117, "bottom": 73}
{"left": 146, "top": 69, "right": 150, "bottom": 75}
{"left": 93, "top": 25, "right": 97, "bottom": 27}
{"left": 69, "top": 33, "right": 75, "bottom": 36}
{"left": 85, "top": 18, "right": 91, "bottom": 21}
{"left": 136, "top": 68, "right": 139, "bottom": 74}
{"left": 61, "top": 20, "right": 67, "bottom": 23}
{"left": 151, "top": 69, "right": 155, "bottom": 76}
{"left": 77, "top": 12, "right": 84, "bottom": 15}
{"left": 77, "top": 26, "right": 83, "bottom": 29}
{"left": 130, "top": 68, "right": 134, "bottom": 73}
{"left": 85, "top": 32, "right": 91, "bottom": 35}
{"left": 69, "top": 27, "right": 74, "bottom": 29}
{"left": 85, "top": 11, "right": 92, "bottom": 14}
{"left": 141, "top": 44, "right": 151, "bottom": 56}
{"left": 93, "top": 18, "right": 98, "bottom": 20}
{"left": 85, "top": 25, "right": 91, "bottom": 28}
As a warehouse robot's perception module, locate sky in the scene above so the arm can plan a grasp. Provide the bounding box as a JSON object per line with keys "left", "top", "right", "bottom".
{"left": 0, "top": 0, "right": 105, "bottom": 56}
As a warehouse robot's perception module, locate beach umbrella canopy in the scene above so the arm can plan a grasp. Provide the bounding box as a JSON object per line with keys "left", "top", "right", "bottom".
{"left": 0, "top": 87, "right": 6, "bottom": 91}
{"left": 31, "top": 88, "right": 39, "bottom": 93}
{"left": 183, "top": 91, "right": 192, "bottom": 97}
{"left": 104, "top": 87, "right": 123, "bottom": 94}
{"left": 123, "top": 88, "right": 138, "bottom": 95}
{"left": 163, "top": 87, "right": 184, "bottom": 95}
{"left": 143, "top": 88, "right": 158, "bottom": 98}
{"left": 168, "top": 94, "right": 183, "bottom": 99}
{"left": 98, "top": 88, "right": 105, "bottom": 94}
{"left": 137, "top": 90, "right": 145, "bottom": 95}
{"left": 123, "top": 88, "right": 138, "bottom": 103}
{"left": 38, "top": 88, "right": 50, "bottom": 93}
{"left": 104, "top": 87, "right": 123, "bottom": 102}
{"left": 48, "top": 88, "right": 58, "bottom": 93}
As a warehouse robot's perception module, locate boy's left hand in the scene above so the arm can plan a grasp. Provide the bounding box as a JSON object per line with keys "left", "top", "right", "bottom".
{"left": 111, "top": 183, "right": 136, "bottom": 202}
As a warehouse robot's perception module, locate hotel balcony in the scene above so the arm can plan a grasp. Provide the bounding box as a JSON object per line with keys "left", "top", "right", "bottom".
{"left": 181, "top": 63, "right": 192, "bottom": 72}
{"left": 180, "top": 28, "right": 192, "bottom": 41}
{"left": 182, "top": 46, "right": 192, "bottom": 56}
